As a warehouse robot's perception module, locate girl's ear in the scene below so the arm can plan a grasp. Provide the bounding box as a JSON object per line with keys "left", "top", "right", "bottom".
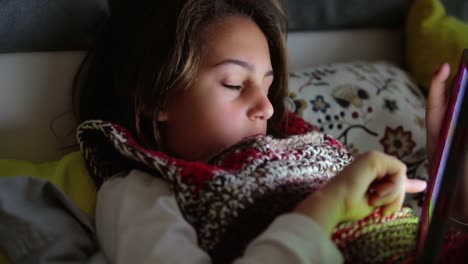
{"left": 143, "top": 108, "right": 168, "bottom": 121}
{"left": 157, "top": 110, "right": 169, "bottom": 121}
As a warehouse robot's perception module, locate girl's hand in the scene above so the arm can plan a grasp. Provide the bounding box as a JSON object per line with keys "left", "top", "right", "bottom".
{"left": 295, "top": 151, "right": 427, "bottom": 234}
{"left": 426, "top": 63, "right": 451, "bottom": 169}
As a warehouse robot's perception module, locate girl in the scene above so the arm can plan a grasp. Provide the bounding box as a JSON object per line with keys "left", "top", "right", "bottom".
{"left": 73, "top": 0, "right": 465, "bottom": 263}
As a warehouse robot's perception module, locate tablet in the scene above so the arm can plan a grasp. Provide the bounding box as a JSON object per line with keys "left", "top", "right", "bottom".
{"left": 417, "top": 49, "right": 468, "bottom": 262}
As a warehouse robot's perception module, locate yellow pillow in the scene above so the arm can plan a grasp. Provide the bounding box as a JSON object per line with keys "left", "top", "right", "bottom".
{"left": 0, "top": 151, "right": 96, "bottom": 216}
{"left": 406, "top": 0, "right": 468, "bottom": 91}
{"left": 0, "top": 151, "right": 96, "bottom": 263}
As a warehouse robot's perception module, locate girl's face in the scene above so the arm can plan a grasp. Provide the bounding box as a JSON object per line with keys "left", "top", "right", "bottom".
{"left": 158, "top": 16, "right": 274, "bottom": 161}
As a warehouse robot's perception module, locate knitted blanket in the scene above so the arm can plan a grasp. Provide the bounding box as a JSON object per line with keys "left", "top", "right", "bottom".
{"left": 77, "top": 116, "right": 421, "bottom": 263}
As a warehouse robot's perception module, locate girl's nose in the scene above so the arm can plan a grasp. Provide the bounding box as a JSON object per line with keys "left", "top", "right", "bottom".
{"left": 247, "top": 87, "right": 274, "bottom": 121}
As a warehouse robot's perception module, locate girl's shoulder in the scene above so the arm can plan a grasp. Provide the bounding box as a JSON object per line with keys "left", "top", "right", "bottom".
{"left": 100, "top": 169, "right": 172, "bottom": 196}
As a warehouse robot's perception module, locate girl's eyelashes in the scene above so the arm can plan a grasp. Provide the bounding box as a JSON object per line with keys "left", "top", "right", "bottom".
{"left": 223, "top": 84, "right": 243, "bottom": 90}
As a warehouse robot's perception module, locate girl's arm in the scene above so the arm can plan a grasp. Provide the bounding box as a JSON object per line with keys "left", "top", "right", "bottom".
{"left": 96, "top": 170, "right": 343, "bottom": 264}
{"left": 95, "top": 170, "right": 210, "bottom": 263}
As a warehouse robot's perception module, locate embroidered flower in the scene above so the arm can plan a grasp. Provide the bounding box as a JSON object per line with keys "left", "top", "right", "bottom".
{"left": 310, "top": 95, "right": 330, "bottom": 113}
{"left": 379, "top": 126, "right": 416, "bottom": 159}
{"left": 346, "top": 143, "right": 360, "bottom": 156}
{"left": 288, "top": 92, "right": 308, "bottom": 116}
{"left": 415, "top": 115, "right": 425, "bottom": 129}
{"left": 384, "top": 99, "right": 398, "bottom": 113}
{"left": 332, "top": 84, "right": 369, "bottom": 108}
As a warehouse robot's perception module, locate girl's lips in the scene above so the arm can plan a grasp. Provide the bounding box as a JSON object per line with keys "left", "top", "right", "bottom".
{"left": 243, "top": 133, "right": 266, "bottom": 140}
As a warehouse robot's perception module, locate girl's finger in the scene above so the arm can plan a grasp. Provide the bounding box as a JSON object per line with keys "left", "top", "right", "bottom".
{"left": 405, "top": 178, "right": 427, "bottom": 193}
{"left": 380, "top": 197, "right": 403, "bottom": 216}
{"left": 427, "top": 63, "right": 450, "bottom": 120}
{"left": 368, "top": 182, "right": 398, "bottom": 206}
{"left": 430, "top": 63, "right": 450, "bottom": 90}
{"left": 426, "top": 63, "right": 450, "bottom": 164}
{"left": 369, "top": 179, "right": 426, "bottom": 208}
{"left": 380, "top": 185, "right": 406, "bottom": 216}
{"left": 353, "top": 151, "right": 407, "bottom": 186}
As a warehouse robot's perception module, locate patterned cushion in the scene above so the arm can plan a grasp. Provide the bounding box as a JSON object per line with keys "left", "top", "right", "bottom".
{"left": 287, "top": 61, "right": 429, "bottom": 213}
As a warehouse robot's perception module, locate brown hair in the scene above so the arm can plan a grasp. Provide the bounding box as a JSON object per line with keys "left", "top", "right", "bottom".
{"left": 73, "top": 0, "right": 289, "bottom": 150}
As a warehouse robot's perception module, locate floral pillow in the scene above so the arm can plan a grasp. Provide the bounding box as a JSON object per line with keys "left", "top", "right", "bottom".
{"left": 288, "top": 61, "right": 429, "bottom": 213}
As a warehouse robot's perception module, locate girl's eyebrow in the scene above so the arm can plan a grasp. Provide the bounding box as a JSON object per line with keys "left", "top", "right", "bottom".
{"left": 214, "top": 59, "right": 274, "bottom": 77}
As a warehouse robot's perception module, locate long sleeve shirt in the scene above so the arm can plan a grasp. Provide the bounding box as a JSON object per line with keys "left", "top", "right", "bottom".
{"left": 95, "top": 169, "right": 344, "bottom": 264}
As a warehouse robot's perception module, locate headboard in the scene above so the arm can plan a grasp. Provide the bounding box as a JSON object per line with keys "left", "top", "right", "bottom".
{"left": 2, "top": 0, "right": 467, "bottom": 54}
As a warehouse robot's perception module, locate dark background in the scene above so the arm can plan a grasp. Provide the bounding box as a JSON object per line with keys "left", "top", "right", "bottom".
{"left": 0, "top": 0, "right": 467, "bottom": 53}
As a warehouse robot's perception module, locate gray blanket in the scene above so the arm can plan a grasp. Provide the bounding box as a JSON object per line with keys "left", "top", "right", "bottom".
{"left": 0, "top": 177, "right": 105, "bottom": 264}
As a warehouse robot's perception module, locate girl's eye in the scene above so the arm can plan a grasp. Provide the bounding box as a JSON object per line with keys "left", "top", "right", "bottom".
{"left": 223, "top": 84, "right": 243, "bottom": 90}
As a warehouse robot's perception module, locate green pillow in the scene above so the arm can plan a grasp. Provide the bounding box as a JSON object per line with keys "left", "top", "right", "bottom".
{"left": 406, "top": 0, "right": 468, "bottom": 91}
{"left": 0, "top": 151, "right": 96, "bottom": 263}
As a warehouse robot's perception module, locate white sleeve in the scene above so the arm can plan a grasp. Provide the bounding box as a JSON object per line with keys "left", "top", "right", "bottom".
{"left": 96, "top": 169, "right": 343, "bottom": 264}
